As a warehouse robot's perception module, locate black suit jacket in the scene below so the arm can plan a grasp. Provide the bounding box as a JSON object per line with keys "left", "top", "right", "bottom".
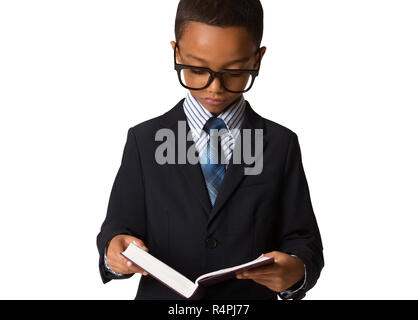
{"left": 97, "top": 98, "right": 324, "bottom": 300}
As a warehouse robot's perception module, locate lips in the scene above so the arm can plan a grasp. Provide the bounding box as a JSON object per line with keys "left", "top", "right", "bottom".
{"left": 204, "top": 98, "right": 226, "bottom": 106}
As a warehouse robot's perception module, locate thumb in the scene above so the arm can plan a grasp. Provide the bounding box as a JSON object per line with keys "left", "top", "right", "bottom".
{"left": 262, "top": 251, "right": 279, "bottom": 259}
{"left": 132, "top": 240, "right": 149, "bottom": 252}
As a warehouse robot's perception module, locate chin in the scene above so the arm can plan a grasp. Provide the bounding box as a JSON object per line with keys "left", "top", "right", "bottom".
{"left": 200, "top": 99, "right": 232, "bottom": 113}
{"left": 202, "top": 104, "right": 227, "bottom": 115}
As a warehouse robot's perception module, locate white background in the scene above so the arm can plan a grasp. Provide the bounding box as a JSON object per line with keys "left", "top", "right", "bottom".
{"left": 1, "top": 0, "right": 417, "bottom": 299}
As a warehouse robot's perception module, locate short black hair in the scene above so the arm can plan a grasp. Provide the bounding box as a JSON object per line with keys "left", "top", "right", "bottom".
{"left": 175, "top": 0, "right": 264, "bottom": 48}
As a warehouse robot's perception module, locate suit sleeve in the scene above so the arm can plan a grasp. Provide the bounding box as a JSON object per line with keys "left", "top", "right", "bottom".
{"left": 96, "top": 127, "right": 147, "bottom": 284}
{"left": 277, "top": 131, "right": 324, "bottom": 299}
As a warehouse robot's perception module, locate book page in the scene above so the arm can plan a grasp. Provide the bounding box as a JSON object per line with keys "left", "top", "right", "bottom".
{"left": 195, "top": 255, "right": 273, "bottom": 284}
{"left": 120, "top": 242, "right": 198, "bottom": 298}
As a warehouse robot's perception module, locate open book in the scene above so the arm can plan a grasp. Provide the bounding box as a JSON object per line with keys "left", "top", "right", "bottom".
{"left": 120, "top": 241, "right": 274, "bottom": 299}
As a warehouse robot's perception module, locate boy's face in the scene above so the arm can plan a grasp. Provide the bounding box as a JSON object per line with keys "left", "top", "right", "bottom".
{"left": 171, "top": 21, "right": 266, "bottom": 116}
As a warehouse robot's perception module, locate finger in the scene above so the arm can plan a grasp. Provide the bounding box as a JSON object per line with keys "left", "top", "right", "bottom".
{"left": 125, "top": 238, "right": 149, "bottom": 251}
{"left": 237, "top": 271, "right": 274, "bottom": 282}
{"left": 114, "top": 261, "right": 145, "bottom": 275}
{"left": 236, "top": 273, "right": 273, "bottom": 287}
{"left": 262, "top": 251, "right": 284, "bottom": 263}
{"left": 247, "top": 275, "right": 274, "bottom": 283}
{"left": 106, "top": 254, "right": 125, "bottom": 273}
{"left": 133, "top": 241, "right": 149, "bottom": 252}
{"left": 110, "top": 255, "right": 134, "bottom": 272}
{"left": 262, "top": 251, "right": 275, "bottom": 257}
{"left": 118, "top": 250, "right": 149, "bottom": 275}
{"left": 109, "top": 253, "right": 146, "bottom": 275}
{"left": 126, "top": 260, "right": 148, "bottom": 275}
{"left": 250, "top": 276, "right": 272, "bottom": 284}
{"left": 241, "top": 265, "right": 277, "bottom": 277}
{"left": 111, "top": 247, "right": 148, "bottom": 275}
{"left": 236, "top": 266, "right": 277, "bottom": 279}
{"left": 238, "top": 271, "right": 274, "bottom": 280}
{"left": 119, "top": 252, "right": 136, "bottom": 265}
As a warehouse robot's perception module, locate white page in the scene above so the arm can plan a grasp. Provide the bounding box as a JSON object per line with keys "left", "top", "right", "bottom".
{"left": 195, "top": 254, "right": 269, "bottom": 283}
{"left": 121, "top": 242, "right": 198, "bottom": 298}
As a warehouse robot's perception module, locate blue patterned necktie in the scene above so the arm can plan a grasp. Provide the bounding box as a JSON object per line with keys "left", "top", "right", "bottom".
{"left": 200, "top": 117, "right": 228, "bottom": 207}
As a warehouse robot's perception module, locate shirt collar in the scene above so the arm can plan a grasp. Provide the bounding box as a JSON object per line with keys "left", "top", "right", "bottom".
{"left": 183, "top": 90, "right": 246, "bottom": 138}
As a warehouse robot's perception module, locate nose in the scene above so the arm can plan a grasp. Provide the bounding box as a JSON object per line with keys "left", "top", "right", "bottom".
{"left": 207, "top": 73, "right": 224, "bottom": 93}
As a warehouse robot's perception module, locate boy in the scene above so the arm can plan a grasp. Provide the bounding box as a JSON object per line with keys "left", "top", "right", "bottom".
{"left": 97, "top": 0, "right": 324, "bottom": 300}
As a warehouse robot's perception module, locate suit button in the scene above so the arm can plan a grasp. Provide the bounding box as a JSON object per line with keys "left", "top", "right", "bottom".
{"left": 206, "top": 237, "right": 217, "bottom": 248}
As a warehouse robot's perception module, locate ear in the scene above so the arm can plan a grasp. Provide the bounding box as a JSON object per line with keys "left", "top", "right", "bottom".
{"left": 254, "top": 46, "right": 267, "bottom": 68}
{"left": 260, "top": 46, "right": 267, "bottom": 59}
{"left": 170, "top": 41, "right": 181, "bottom": 64}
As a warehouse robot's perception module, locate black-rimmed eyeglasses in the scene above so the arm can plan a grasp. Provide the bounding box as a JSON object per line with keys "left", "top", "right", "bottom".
{"left": 173, "top": 42, "right": 262, "bottom": 93}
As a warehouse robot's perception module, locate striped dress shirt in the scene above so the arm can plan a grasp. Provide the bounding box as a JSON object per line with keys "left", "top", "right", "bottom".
{"left": 183, "top": 90, "right": 247, "bottom": 169}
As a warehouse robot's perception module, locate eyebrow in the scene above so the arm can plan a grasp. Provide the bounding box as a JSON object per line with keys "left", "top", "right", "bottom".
{"left": 184, "top": 53, "right": 251, "bottom": 67}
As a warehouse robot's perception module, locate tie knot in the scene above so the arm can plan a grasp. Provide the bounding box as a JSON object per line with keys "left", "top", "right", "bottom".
{"left": 203, "top": 117, "right": 227, "bottom": 134}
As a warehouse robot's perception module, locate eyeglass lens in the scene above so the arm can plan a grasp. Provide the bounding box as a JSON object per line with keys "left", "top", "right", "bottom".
{"left": 179, "top": 68, "right": 254, "bottom": 92}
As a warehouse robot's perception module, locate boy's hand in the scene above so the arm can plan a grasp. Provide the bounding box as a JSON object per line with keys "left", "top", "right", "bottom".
{"left": 235, "top": 251, "right": 304, "bottom": 292}
{"left": 106, "top": 234, "right": 149, "bottom": 276}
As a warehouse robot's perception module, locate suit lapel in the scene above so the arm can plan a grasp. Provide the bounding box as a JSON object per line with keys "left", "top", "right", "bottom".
{"left": 159, "top": 98, "right": 212, "bottom": 218}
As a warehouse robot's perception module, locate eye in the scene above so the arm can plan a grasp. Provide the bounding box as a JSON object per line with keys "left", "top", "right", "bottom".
{"left": 190, "top": 69, "right": 206, "bottom": 75}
